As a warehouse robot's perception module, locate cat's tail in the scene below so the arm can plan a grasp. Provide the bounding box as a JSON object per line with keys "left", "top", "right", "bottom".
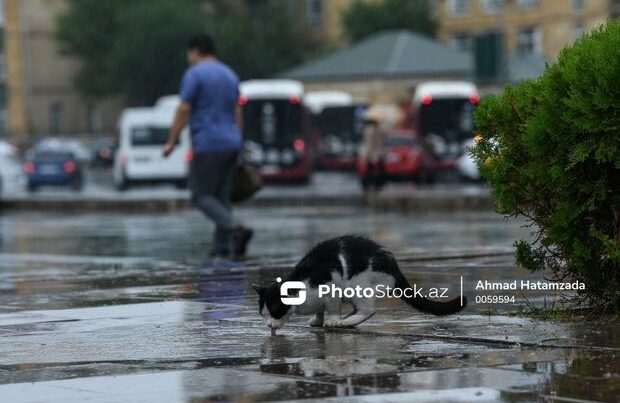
{"left": 389, "top": 257, "right": 467, "bottom": 316}
{"left": 403, "top": 291, "right": 467, "bottom": 316}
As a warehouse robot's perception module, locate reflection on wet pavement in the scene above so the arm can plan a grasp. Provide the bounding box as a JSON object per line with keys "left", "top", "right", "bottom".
{"left": 0, "top": 208, "right": 619, "bottom": 402}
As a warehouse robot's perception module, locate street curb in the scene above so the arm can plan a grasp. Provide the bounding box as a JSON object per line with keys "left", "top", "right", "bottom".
{"left": 0, "top": 198, "right": 191, "bottom": 213}
{"left": 372, "top": 193, "right": 494, "bottom": 212}
{"left": 0, "top": 193, "right": 494, "bottom": 213}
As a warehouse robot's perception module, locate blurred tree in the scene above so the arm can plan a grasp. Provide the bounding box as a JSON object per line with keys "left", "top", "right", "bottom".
{"left": 57, "top": 0, "right": 204, "bottom": 106}
{"left": 57, "top": 0, "right": 312, "bottom": 105}
{"left": 206, "top": 0, "right": 311, "bottom": 80}
{"left": 342, "top": 0, "right": 437, "bottom": 42}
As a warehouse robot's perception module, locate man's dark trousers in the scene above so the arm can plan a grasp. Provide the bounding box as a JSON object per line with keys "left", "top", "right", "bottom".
{"left": 190, "top": 151, "right": 239, "bottom": 255}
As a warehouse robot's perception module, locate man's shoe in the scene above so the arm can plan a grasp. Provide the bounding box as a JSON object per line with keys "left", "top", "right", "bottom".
{"left": 230, "top": 227, "right": 253, "bottom": 258}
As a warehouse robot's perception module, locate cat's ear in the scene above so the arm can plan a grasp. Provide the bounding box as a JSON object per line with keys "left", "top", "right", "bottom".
{"left": 251, "top": 284, "right": 262, "bottom": 294}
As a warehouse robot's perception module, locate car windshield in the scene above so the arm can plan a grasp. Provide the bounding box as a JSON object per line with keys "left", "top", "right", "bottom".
{"left": 131, "top": 127, "right": 170, "bottom": 146}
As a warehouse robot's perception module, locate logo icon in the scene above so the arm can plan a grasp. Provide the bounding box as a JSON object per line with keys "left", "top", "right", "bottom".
{"left": 277, "top": 277, "right": 306, "bottom": 305}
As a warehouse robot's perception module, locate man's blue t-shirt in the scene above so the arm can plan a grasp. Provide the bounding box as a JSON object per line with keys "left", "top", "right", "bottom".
{"left": 179, "top": 60, "right": 242, "bottom": 153}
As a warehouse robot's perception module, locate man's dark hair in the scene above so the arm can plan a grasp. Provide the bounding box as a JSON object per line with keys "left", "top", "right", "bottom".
{"left": 187, "top": 34, "right": 216, "bottom": 55}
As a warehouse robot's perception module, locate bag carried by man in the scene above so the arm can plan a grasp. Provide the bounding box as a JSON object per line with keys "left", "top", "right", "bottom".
{"left": 231, "top": 161, "right": 262, "bottom": 203}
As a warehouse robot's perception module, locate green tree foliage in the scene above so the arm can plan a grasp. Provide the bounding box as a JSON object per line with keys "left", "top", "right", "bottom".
{"left": 56, "top": 0, "right": 204, "bottom": 105}
{"left": 341, "top": 0, "right": 436, "bottom": 42}
{"left": 207, "top": 1, "right": 310, "bottom": 80}
{"left": 56, "top": 0, "right": 311, "bottom": 105}
{"left": 471, "top": 22, "right": 620, "bottom": 310}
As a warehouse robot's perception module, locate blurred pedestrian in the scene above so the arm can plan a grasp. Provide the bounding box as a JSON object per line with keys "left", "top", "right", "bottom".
{"left": 163, "top": 34, "right": 252, "bottom": 258}
{"left": 360, "top": 108, "right": 386, "bottom": 203}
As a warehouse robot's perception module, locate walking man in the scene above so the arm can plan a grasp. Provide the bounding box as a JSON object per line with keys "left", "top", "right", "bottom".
{"left": 163, "top": 34, "right": 252, "bottom": 258}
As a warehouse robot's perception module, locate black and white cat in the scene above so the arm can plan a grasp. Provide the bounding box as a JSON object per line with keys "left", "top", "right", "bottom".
{"left": 254, "top": 236, "right": 467, "bottom": 330}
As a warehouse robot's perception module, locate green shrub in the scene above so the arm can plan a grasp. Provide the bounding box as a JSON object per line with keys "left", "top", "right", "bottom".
{"left": 472, "top": 21, "right": 620, "bottom": 310}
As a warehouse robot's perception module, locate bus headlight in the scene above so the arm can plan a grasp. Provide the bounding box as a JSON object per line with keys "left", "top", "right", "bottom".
{"left": 266, "top": 149, "right": 280, "bottom": 164}
{"left": 245, "top": 141, "right": 264, "bottom": 164}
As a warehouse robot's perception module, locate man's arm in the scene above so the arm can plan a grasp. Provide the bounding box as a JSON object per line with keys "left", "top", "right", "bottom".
{"left": 162, "top": 101, "right": 192, "bottom": 157}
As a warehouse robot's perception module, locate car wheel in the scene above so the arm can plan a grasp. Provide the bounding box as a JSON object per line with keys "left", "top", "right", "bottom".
{"left": 296, "top": 176, "right": 311, "bottom": 185}
{"left": 419, "top": 167, "right": 436, "bottom": 185}
{"left": 115, "top": 173, "right": 130, "bottom": 191}
{"left": 71, "top": 179, "right": 83, "bottom": 192}
{"left": 115, "top": 179, "right": 128, "bottom": 191}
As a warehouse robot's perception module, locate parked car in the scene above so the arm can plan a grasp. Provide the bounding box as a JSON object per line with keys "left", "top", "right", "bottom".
{"left": 357, "top": 130, "right": 435, "bottom": 183}
{"left": 113, "top": 96, "right": 191, "bottom": 190}
{"left": 35, "top": 137, "right": 92, "bottom": 165}
{"left": 24, "top": 150, "right": 83, "bottom": 192}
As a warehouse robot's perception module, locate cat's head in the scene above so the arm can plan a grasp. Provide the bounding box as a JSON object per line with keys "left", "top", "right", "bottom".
{"left": 253, "top": 283, "right": 292, "bottom": 329}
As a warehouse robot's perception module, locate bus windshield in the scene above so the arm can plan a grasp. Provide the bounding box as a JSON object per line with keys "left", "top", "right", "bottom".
{"left": 242, "top": 100, "right": 302, "bottom": 148}
{"left": 419, "top": 98, "right": 475, "bottom": 143}
{"left": 318, "top": 106, "right": 364, "bottom": 143}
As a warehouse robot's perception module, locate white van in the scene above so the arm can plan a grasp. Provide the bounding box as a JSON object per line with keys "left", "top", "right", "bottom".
{"left": 113, "top": 96, "right": 191, "bottom": 190}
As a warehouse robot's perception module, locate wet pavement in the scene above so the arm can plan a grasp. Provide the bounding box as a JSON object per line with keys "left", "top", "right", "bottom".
{"left": 0, "top": 207, "right": 619, "bottom": 402}
{"left": 2, "top": 171, "right": 492, "bottom": 212}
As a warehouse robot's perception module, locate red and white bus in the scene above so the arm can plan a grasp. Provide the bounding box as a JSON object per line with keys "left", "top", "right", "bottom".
{"left": 412, "top": 81, "right": 480, "bottom": 171}
{"left": 239, "top": 79, "right": 312, "bottom": 182}
{"left": 305, "top": 91, "right": 366, "bottom": 170}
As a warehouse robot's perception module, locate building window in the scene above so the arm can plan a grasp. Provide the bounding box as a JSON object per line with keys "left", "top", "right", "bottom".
{"left": 516, "top": 0, "right": 539, "bottom": 9}
{"left": 572, "top": 0, "right": 585, "bottom": 12}
{"left": 481, "top": 0, "right": 504, "bottom": 14}
{"left": 450, "top": 32, "right": 473, "bottom": 51}
{"left": 517, "top": 27, "right": 542, "bottom": 55}
{"left": 447, "top": 0, "right": 470, "bottom": 16}
{"left": 49, "top": 102, "right": 64, "bottom": 134}
{"left": 573, "top": 23, "right": 584, "bottom": 40}
{"left": 306, "top": 0, "right": 323, "bottom": 26}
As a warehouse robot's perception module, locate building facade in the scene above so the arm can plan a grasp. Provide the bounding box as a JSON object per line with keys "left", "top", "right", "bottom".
{"left": 438, "top": 0, "right": 611, "bottom": 59}
{"left": 288, "top": 0, "right": 377, "bottom": 44}
{"left": 3, "top": 0, "right": 123, "bottom": 143}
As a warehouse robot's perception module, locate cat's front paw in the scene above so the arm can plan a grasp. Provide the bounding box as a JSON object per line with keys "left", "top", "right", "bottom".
{"left": 324, "top": 318, "right": 344, "bottom": 328}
